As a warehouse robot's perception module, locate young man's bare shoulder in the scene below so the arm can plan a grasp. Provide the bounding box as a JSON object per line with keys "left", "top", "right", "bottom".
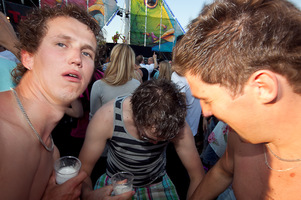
{"left": 229, "top": 131, "right": 263, "bottom": 156}
{"left": 217, "top": 130, "right": 263, "bottom": 176}
{"left": 0, "top": 91, "right": 19, "bottom": 129}
{"left": 0, "top": 91, "right": 12, "bottom": 110}
{"left": 229, "top": 131, "right": 268, "bottom": 198}
{"left": 89, "top": 98, "right": 116, "bottom": 132}
{"left": 227, "top": 130, "right": 264, "bottom": 165}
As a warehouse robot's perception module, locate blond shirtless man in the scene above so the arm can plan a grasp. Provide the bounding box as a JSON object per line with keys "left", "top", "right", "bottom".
{"left": 172, "top": 0, "right": 301, "bottom": 199}
{"left": 0, "top": 5, "right": 132, "bottom": 200}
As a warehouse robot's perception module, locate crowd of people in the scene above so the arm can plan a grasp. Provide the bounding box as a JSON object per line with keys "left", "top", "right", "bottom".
{"left": 1, "top": 0, "right": 301, "bottom": 199}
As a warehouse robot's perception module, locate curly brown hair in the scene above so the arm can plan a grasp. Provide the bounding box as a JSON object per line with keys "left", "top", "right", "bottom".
{"left": 12, "top": 4, "right": 102, "bottom": 84}
{"left": 131, "top": 79, "right": 186, "bottom": 140}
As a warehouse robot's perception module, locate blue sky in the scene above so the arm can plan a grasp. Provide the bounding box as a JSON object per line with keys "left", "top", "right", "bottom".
{"left": 103, "top": 0, "right": 301, "bottom": 43}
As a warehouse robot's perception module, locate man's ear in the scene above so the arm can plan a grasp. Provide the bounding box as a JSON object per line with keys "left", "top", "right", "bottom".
{"left": 21, "top": 50, "right": 34, "bottom": 70}
{"left": 249, "top": 70, "right": 278, "bottom": 104}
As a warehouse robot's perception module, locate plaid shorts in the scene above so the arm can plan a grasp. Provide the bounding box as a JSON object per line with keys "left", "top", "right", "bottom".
{"left": 94, "top": 173, "right": 180, "bottom": 200}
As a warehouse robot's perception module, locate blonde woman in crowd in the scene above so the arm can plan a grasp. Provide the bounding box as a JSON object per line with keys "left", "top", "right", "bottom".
{"left": 90, "top": 44, "right": 140, "bottom": 118}
{"left": 153, "top": 60, "right": 172, "bottom": 81}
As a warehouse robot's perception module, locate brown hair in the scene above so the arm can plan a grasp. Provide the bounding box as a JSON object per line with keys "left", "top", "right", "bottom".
{"left": 136, "top": 55, "right": 144, "bottom": 64}
{"left": 131, "top": 79, "right": 186, "bottom": 140}
{"left": 173, "top": 0, "right": 301, "bottom": 96}
{"left": 12, "top": 4, "right": 101, "bottom": 84}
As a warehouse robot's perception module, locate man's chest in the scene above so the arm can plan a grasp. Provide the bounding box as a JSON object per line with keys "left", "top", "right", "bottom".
{"left": 232, "top": 146, "right": 301, "bottom": 199}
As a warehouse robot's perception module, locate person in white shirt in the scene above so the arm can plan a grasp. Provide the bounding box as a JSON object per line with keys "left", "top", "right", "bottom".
{"left": 140, "top": 52, "right": 158, "bottom": 80}
{"left": 171, "top": 71, "right": 202, "bottom": 137}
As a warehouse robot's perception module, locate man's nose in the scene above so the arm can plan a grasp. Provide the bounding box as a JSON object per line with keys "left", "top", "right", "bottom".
{"left": 202, "top": 109, "right": 213, "bottom": 117}
{"left": 200, "top": 103, "right": 212, "bottom": 117}
{"left": 69, "top": 49, "right": 82, "bottom": 68}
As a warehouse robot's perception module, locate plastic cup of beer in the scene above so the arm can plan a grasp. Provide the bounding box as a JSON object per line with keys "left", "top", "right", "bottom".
{"left": 54, "top": 156, "right": 81, "bottom": 184}
{"left": 111, "top": 171, "right": 134, "bottom": 195}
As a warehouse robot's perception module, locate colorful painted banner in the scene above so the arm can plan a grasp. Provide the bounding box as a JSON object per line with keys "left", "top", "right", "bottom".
{"left": 130, "top": 0, "right": 184, "bottom": 52}
{"left": 40, "top": 0, "right": 118, "bottom": 28}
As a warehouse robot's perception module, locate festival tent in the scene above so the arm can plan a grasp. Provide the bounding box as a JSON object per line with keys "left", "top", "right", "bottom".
{"left": 129, "top": 0, "right": 185, "bottom": 52}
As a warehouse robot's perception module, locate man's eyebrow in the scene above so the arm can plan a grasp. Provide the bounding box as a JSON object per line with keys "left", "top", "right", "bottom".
{"left": 82, "top": 44, "right": 96, "bottom": 53}
{"left": 55, "top": 34, "right": 96, "bottom": 53}
{"left": 55, "top": 34, "right": 71, "bottom": 40}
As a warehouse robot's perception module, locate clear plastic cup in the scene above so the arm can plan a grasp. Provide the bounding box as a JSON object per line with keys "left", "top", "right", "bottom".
{"left": 111, "top": 171, "right": 134, "bottom": 195}
{"left": 54, "top": 156, "right": 81, "bottom": 184}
